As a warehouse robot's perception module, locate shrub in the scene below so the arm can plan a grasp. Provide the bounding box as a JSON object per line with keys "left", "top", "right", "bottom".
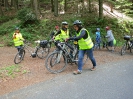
{"left": 17, "top": 8, "right": 38, "bottom": 25}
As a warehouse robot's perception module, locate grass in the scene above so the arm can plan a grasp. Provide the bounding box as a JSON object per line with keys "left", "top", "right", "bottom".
{"left": 0, "top": 65, "right": 27, "bottom": 79}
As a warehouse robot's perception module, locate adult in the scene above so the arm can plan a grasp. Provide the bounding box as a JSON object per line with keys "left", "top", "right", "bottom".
{"left": 67, "top": 20, "right": 97, "bottom": 75}
{"left": 105, "top": 26, "right": 115, "bottom": 52}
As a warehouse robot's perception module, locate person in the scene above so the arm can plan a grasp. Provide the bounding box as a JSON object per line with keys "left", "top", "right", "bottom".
{"left": 50, "top": 25, "right": 60, "bottom": 39}
{"left": 95, "top": 28, "right": 101, "bottom": 49}
{"left": 13, "top": 27, "right": 24, "bottom": 53}
{"left": 53, "top": 21, "right": 70, "bottom": 42}
{"left": 66, "top": 20, "right": 97, "bottom": 75}
{"left": 53, "top": 21, "right": 73, "bottom": 58}
{"left": 105, "top": 26, "right": 115, "bottom": 52}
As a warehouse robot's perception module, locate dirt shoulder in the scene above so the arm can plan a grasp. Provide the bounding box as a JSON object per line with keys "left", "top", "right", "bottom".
{"left": 0, "top": 47, "right": 132, "bottom": 95}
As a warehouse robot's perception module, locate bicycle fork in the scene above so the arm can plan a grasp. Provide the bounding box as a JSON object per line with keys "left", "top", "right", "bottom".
{"left": 56, "top": 50, "right": 63, "bottom": 63}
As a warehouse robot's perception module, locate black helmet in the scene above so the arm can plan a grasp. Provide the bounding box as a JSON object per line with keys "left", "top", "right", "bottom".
{"left": 62, "top": 21, "right": 68, "bottom": 25}
{"left": 73, "top": 20, "right": 82, "bottom": 25}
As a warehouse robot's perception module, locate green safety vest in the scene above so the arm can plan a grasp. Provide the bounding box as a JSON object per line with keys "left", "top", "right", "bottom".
{"left": 55, "top": 29, "right": 69, "bottom": 41}
{"left": 77, "top": 28, "right": 93, "bottom": 50}
{"left": 13, "top": 33, "right": 24, "bottom": 47}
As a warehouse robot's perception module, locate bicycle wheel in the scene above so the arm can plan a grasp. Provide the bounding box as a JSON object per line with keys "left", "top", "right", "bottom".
{"left": 93, "top": 43, "right": 100, "bottom": 51}
{"left": 45, "top": 51, "right": 67, "bottom": 73}
{"left": 14, "top": 49, "right": 25, "bottom": 64}
{"left": 121, "top": 43, "right": 127, "bottom": 55}
{"left": 36, "top": 46, "right": 50, "bottom": 59}
{"left": 74, "top": 51, "right": 89, "bottom": 66}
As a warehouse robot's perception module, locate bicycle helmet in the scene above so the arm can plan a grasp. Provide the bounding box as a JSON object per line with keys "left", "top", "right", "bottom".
{"left": 55, "top": 25, "right": 59, "bottom": 29}
{"left": 96, "top": 28, "right": 100, "bottom": 31}
{"left": 62, "top": 21, "right": 68, "bottom": 25}
{"left": 73, "top": 20, "right": 82, "bottom": 25}
{"left": 15, "top": 27, "right": 19, "bottom": 30}
{"left": 106, "top": 26, "right": 110, "bottom": 30}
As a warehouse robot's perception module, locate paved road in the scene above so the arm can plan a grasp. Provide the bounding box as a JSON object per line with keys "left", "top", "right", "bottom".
{"left": 1, "top": 59, "right": 133, "bottom": 99}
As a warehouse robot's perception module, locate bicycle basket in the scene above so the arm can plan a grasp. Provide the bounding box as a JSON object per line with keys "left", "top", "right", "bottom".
{"left": 40, "top": 40, "right": 48, "bottom": 48}
{"left": 124, "top": 35, "right": 130, "bottom": 40}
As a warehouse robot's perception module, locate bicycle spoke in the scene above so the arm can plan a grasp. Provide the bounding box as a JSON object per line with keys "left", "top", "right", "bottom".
{"left": 45, "top": 52, "right": 67, "bottom": 73}
{"left": 37, "top": 47, "right": 50, "bottom": 59}
{"left": 14, "top": 50, "right": 25, "bottom": 64}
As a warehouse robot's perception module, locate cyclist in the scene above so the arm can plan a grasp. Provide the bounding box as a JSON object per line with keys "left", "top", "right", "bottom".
{"left": 66, "top": 20, "right": 97, "bottom": 75}
{"left": 13, "top": 27, "right": 24, "bottom": 53}
{"left": 50, "top": 25, "right": 60, "bottom": 39}
{"left": 105, "top": 26, "right": 115, "bottom": 52}
{"left": 95, "top": 28, "right": 101, "bottom": 49}
{"left": 53, "top": 21, "right": 70, "bottom": 41}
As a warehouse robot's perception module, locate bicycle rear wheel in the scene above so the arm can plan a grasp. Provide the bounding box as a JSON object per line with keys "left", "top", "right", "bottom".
{"left": 121, "top": 43, "right": 127, "bottom": 55}
{"left": 45, "top": 51, "right": 67, "bottom": 73}
{"left": 36, "top": 46, "right": 50, "bottom": 59}
{"left": 14, "top": 49, "right": 25, "bottom": 64}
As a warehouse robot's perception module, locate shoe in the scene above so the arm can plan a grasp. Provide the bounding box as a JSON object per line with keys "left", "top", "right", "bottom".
{"left": 91, "top": 67, "right": 96, "bottom": 71}
{"left": 73, "top": 70, "right": 82, "bottom": 75}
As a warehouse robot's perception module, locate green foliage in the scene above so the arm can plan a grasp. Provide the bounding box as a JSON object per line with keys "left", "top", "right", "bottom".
{"left": 0, "top": 65, "right": 21, "bottom": 78}
{"left": 115, "top": 0, "right": 133, "bottom": 17}
{"left": 17, "top": 8, "right": 38, "bottom": 25}
{"left": 0, "top": 16, "right": 14, "bottom": 23}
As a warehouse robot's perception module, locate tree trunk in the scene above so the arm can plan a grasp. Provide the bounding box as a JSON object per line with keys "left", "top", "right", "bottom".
{"left": 88, "top": 0, "right": 91, "bottom": 13}
{"left": 0, "top": 0, "right": 4, "bottom": 16}
{"left": 33, "top": 0, "right": 40, "bottom": 19}
{"left": 99, "top": 0, "right": 103, "bottom": 19}
{"left": 11, "top": 0, "right": 14, "bottom": 7}
{"left": 64, "top": 0, "right": 67, "bottom": 12}
{"left": 51, "top": 0, "right": 54, "bottom": 12}
{"left": 54, "top": 0, "right": 58, "bottom": 17}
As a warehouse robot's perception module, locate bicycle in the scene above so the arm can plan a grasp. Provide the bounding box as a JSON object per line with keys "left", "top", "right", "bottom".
{"left": 14, "top": 40, "right": 51, "bottom": 64}
{"left": 45, "top": 40, "right": 89, "bottom": 73}
{"left": 121, "top": 35, "right": 133, "bottom": 55}
{"left": 101, "top": 36, "right": 117, "bottom": 51}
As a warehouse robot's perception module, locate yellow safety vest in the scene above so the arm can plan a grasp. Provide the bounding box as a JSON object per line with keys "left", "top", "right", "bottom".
{"left": 77, "top": 28, "right": 93, "bottom": 50}
{"left": 55, "top": 29, "right": 69, "bottom": 41}
{"left": 13, "top": 33, "right": 24, "bottom": 46}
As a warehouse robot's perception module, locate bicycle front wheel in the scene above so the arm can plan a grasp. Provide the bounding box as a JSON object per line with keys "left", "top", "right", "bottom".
{"left": 14, "top": 49, "right": 25, "bottom": 64}
{"left": 121, "top": 43, "right": 127, "bottom": 55}
{"left": 45, "top": 51, "right": 67, "bottom": 73}
{"left": 36, "top": 46, "right": 50, "bottom": 59}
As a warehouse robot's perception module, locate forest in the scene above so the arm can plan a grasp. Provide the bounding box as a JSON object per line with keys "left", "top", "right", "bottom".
{"left": 0, "top": 0, "right": 133, "bottom": 46}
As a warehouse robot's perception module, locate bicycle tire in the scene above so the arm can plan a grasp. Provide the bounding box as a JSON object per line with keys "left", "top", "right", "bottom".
{"left": 74, "top": 51, "right": 89, "bottom": 66}
{"left": 121, "top": 43, "right": 127, "bottom": 55}
{"left": 14, "top": 49, "right": 25, "bottom": 64}
{"left": 45, "top": 51, "right": 67, "bottom": 73}
{"left": 36, "top": 46, "right": 50, "bottom": 59}
{"left": 93, "top": 43, "right": 100, "bottom": 51}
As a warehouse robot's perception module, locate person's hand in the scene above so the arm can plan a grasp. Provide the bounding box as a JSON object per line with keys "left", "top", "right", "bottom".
{"left": 65, "top": 38, "right": 69, "bottom": 42}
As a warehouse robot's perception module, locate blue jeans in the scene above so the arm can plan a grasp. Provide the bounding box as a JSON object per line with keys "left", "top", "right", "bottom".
{"left": 78, "top": 48, "right": 96, "bottom": 71}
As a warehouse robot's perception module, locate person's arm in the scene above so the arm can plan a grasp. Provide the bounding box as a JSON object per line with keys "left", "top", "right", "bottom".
{"left": 68, "top": 30, "right": 86, "bottom": 40}
{"left": 105, "top": 31, "right": 110, "bottom": 38}
{"left": 54, "top": 30, "right": 61, "bottom": 36}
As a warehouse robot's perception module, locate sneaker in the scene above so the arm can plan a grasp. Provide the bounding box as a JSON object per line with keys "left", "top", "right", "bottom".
{"left": 91, "top": 67, "right": 96, "bottom": 71}
{"left": 73, "top": 70, "right": 82, "bottom": 75}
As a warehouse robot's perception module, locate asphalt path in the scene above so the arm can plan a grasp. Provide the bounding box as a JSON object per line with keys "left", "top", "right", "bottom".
{"left": 0, "top": 59, "right": 133, "bottom": 99}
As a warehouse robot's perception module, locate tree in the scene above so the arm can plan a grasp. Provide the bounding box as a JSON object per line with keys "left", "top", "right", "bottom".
{"left": 34, "top": 0, "right": 40, "bottom": 19}
{"left": 64, "top": 0, "right": 67, "bottom": 12}
{"left": 54, "top": 0, "right": 58, "bottom": 17}
{"left": 51, "top": 0, "right": 54, "bottom": 12}
{"left": 99, "top": 0, "right": 103, "bottom": 19}
{"left": 0, "top": 0, "right": 3, "bottom": 16}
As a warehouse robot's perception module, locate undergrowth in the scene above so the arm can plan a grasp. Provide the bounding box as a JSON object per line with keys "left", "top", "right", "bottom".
{"left": 0, "top": 13, "right": 133, "bottom": 47}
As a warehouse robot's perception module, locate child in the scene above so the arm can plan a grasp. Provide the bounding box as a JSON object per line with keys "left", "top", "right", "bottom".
{"left": 95, "top": 28, "right": 101, "bottom": 49}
